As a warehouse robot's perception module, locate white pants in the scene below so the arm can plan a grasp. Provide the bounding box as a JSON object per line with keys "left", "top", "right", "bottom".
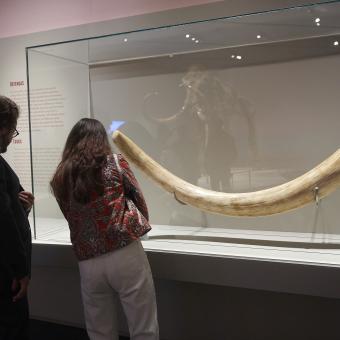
{"left": 79, "top": 240, "right": 159, "bottom": 340}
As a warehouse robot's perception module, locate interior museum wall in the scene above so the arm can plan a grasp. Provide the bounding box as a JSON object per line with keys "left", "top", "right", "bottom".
{"left": 1, "top": 1, "right": 339, "bottom": 339}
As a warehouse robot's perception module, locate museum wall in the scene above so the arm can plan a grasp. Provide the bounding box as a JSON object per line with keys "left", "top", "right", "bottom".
{"left": 1, "top": 1, "right": 340, "bottom": 339}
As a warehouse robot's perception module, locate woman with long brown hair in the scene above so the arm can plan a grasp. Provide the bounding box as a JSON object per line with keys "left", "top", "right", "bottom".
{"left": 50, "top": 118, "right": 159, "bottom": 340}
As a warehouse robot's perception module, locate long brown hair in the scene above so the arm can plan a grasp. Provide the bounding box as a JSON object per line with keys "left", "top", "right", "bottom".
{"left": 50, "top": 118, "right": 112, "bottom": 204}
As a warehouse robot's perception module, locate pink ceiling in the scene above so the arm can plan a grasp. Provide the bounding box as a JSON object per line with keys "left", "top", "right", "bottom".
{"left": 0, "top": 0, "right": 222, "bottom": 39}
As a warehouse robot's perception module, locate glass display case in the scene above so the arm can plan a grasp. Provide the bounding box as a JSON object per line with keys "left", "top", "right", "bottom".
{"left": 26, "top": 1, "right": 340, "bottom": 266}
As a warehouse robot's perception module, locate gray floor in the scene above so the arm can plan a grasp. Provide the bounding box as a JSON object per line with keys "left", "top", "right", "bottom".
{"left": 30, "top": 319, "right": 129, "bottom": 340}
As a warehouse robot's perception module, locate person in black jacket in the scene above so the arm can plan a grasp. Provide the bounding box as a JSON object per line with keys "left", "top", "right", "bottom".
{"left": 0, "top": 95, "right": 34, "bottom": 340}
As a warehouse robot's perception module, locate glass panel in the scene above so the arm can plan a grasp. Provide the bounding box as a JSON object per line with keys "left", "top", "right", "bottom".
{"left": 27, "top": 41, "right": 90, "bottom": 240}
{"left": 27, "top": 1, "right": 340, "bottom": 262}
{"left": 88, "top": 4, "right": 340, "bottom": 64}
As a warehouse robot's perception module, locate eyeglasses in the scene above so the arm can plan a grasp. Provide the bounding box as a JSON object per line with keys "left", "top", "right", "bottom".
{"left": 12, "top": 129, "right": 19, "bottom": 138}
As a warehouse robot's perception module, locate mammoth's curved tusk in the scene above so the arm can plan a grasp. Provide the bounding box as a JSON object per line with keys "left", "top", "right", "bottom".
{"left": 112, "top": 131, "right": 340, "bottom": 217}
{"left": 144, "top": 110, "right": 183, "bottom": 123}
{"left": 143, "top": 92, "right": 185, "bottom": 123}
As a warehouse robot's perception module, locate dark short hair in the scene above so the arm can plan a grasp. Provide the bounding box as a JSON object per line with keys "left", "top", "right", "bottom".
{"left": 0, "top": 95, "right": 19, "bottom": 129}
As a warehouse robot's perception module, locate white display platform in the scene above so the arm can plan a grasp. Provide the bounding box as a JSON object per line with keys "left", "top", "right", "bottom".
{"left": 32, "top": 217, "right": 340, "bottom": 267}
{"left": 31, "top": 218, "right": 340, "bottom": 298}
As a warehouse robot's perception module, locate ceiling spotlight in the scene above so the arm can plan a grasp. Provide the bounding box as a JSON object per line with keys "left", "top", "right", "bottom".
{"left": 231, "top": 55, "right": 235, "bottom": 59}
{"left": 257, "top": 35, "right": 262, "bottom": 39}
{"left": 315, "top": 18, "right": 321, "bottom": 23}
{"left": 195, "top": 40, "right": 199, "bottom": 43}
{"left": 316, "top": 22, "right": 320, "bottom": 26}
{"left": 192, "top": 37, "right": 195, "bottom": 41}
{"left": 186, "top": 34, "right": 190, "bottom": 38}
{"left": 236, "top": 55, "right": 242, "bottom": 60}
{"left": 334, "top": 41, "right": 339, "bottom": 46}
{"left": 123, "top": 38, "right": 128, "bottom": 42}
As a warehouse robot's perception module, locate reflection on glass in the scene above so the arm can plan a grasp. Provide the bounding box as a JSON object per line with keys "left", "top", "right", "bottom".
{"left": 108, "top": 120, "right": 126, "bottom": 133}
{"left": 143, "top": 64, "right": 257, "bottom": 193}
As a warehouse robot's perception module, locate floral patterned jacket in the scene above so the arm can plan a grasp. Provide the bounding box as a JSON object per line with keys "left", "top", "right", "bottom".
{"left": 59, "top": 154, "right": 151, "bottom": 261}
